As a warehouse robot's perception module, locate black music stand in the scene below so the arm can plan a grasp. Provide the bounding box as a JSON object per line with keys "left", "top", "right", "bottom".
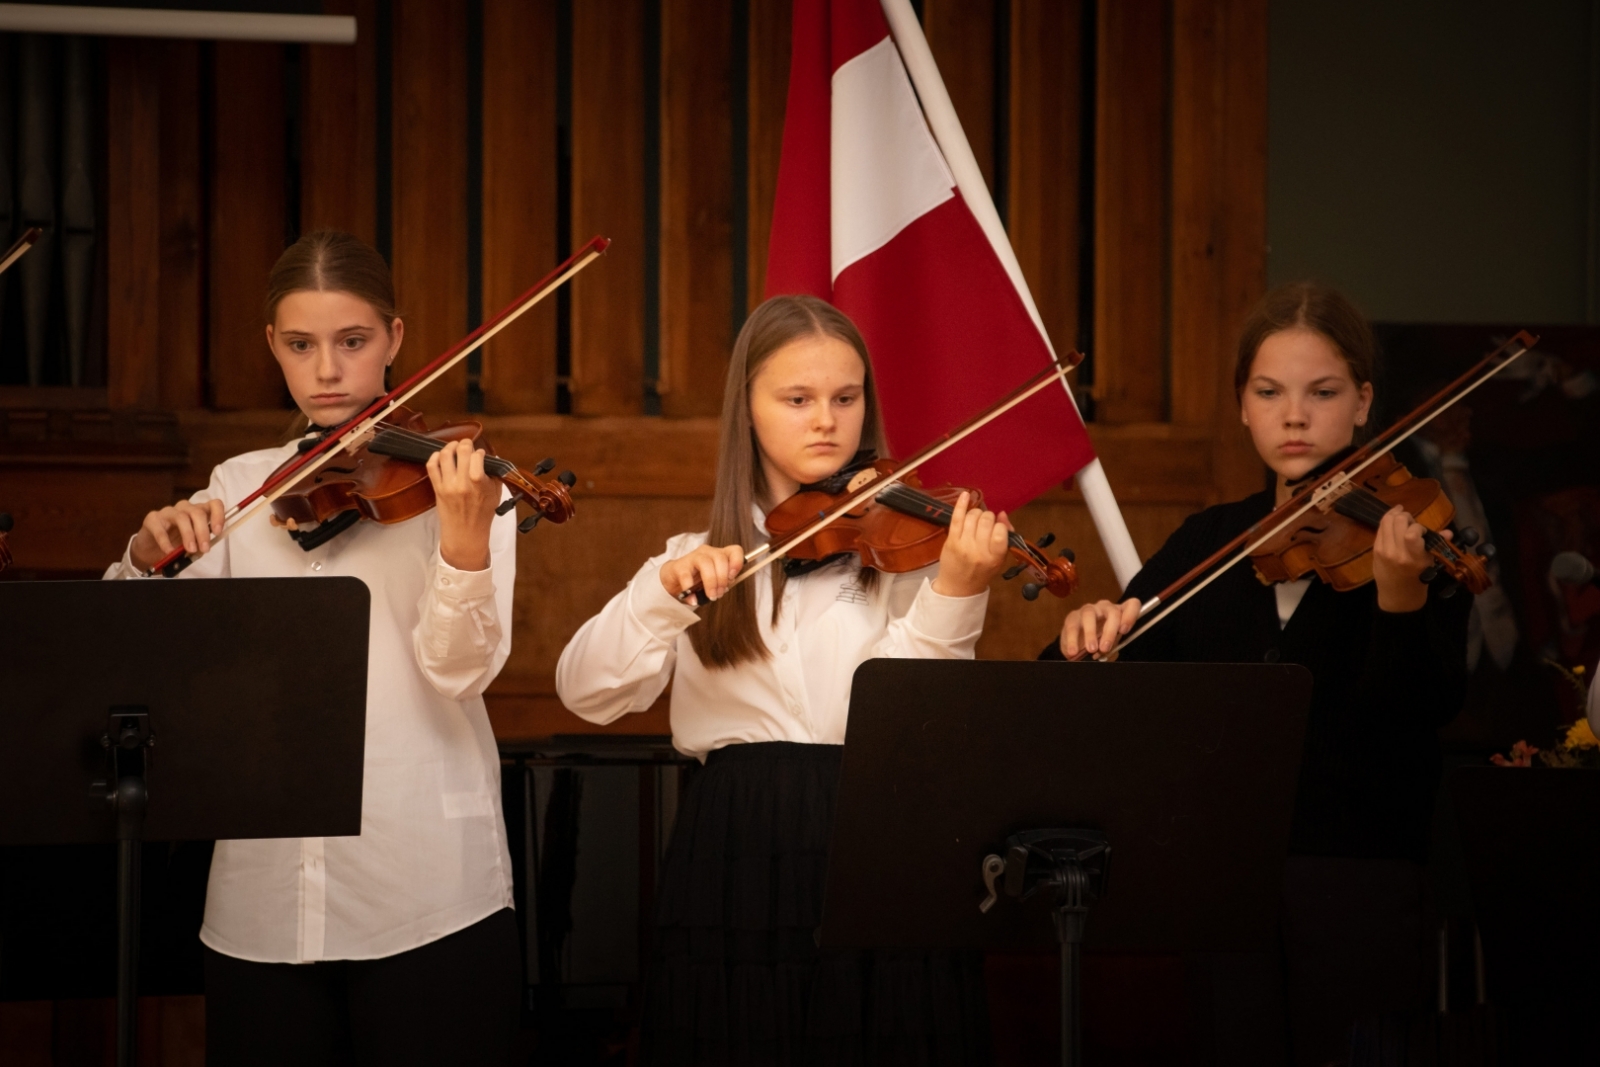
{"left": 0, "top": 578, "right": 370, "bottom": 1067}
{"left": 820, "top": 660, "right": 1312, "bottom": 1067}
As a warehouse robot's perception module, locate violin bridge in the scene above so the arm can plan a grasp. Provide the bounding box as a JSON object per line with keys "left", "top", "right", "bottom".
{"left": 1311, "top": 472, "right": 1354, "bottom": 512}
{"left": 845, "top": 468, "right": 880, "bottom": 493}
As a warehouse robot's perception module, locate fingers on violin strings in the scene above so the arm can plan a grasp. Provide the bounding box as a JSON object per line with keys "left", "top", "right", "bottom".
{"left": 949, "top": 491, "right": 971, "bottom": 533}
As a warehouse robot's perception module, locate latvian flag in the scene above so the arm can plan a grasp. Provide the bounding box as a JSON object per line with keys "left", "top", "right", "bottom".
{"left": 764, "top": 0, "right": 1112, "bottom": 526}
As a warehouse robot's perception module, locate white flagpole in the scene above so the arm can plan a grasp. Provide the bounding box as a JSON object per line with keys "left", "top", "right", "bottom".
{"left": 878, "top": 0, "right": 1143, "bottom": 589}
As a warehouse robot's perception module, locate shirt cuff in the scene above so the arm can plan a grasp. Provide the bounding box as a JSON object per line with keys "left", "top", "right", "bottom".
{"left": 908, "top": 577, "right": 989, "bottom": 642}
{"left": 432, "top": 555, "right": 497, "bottom": 600}
{"left": 105, "top": 535, "right": 150, "bottom": 580}
{"left": 627, "top": 567, "right": 705, "bottom": 640}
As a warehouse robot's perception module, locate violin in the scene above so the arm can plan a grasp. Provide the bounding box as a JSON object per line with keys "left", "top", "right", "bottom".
{"left": 147, "top": 236, "right": 611, "bottom": 577}
{"left": 1076, "top": 329, "right": 1538, "bottom": 662}
{"left": 765, "top": 455, "right": 1079, "bottom": 600}
{"left": 267, "top": 405, "right": 577, "bottom": 551}
{"left": 1249, "top": 449, "right": 1489, "bottom": 594}
{"left": 672, "top": 354, "right": 1089, "bottom": 605}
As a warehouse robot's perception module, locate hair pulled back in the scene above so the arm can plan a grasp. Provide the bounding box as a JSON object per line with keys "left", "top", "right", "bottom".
{"left": 1234, "top": 282, "right": 1377, "bottom": 399}
{"left": 264, "top": 229, "right": 397, "bottom": 328}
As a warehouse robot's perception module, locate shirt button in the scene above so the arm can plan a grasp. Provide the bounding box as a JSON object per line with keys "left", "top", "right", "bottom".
{"left": 311, "top": 561, "right": 322, "bottom": 572}
{"left": 1263, "top": 648, "right": 1281, "bottom": 663}
{"left": 441, "top": 576, "right": 451, "bottom": 586}
{"left": 780, "top": 643, "right": 789, "bottom": 653}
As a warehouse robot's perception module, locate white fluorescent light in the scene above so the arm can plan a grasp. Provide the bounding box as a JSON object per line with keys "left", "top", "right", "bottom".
{"left": 0, "top": 3, "right": 356, "bottom": 44}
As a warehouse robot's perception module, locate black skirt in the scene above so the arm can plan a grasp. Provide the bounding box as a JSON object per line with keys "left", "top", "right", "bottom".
{"left": 643, "top": 741, "right": 989, "bottom": 1067}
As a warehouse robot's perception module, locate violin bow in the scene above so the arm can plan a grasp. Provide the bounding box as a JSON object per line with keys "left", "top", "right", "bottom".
{"left": 1079, "top": 329, "right": 1539, "bottom": 661}
{"left": 0, "top": 228, "right": 43, "bottom": 278}
{"left": 679, "top": 351, "right": 1085, "bottom": 603}
{"left": 147, "top": 235, "right": 612, "bottom": 577}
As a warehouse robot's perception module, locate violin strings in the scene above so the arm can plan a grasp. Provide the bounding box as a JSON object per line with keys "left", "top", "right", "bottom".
{"left": 1330, "top": 484, "right": 1462, "bottom": 562}
{"left": 875, "top": 483, "right": 1046, "bottom": 570}
{"left": 370, "top": 426, "right": 518, "bottom": 478}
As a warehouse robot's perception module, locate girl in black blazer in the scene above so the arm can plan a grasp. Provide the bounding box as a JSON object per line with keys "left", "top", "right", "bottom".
{"left": 1046, "top": 283, "right": 1471, "bottom": 1066}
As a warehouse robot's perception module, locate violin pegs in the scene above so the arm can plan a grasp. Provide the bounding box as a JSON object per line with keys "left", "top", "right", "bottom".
{"left": 1437, "top": 579, "right": 1461, "bottom": 599}
{"left": 1457, "top": 526, "right": 1481, "bottom": 547}
{"left": 1002, "top": 564, "right": 1026, "bottom": 581}
{"left": 1036, "top": 532, "right": 1055, "bottom": 549}
{"left": 1021, "top": 582, "right": 1042, "bottom": 601}
{"left": 1419, "top": 564, "right": 1440, "bottom": 584}
{"left": 495, "top": 497, "right": 518, "bottom": 516}
{"left": 534, "top": 457, "right": 555, "bottom": 475}
{"left": 518, "top": 513, "right": 542, "bottom": 534}
{"left": 1058, "top": 547, "right": 1075, "bottom": 563}
{"left": 1481, "top": 543, "right": 1496, "bottom": 560}
{"left": 557, "top": 470, "right": 577, "bottom": 487}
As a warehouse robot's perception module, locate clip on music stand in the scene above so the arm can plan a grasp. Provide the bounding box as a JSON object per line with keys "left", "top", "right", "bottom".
{"left": 0, "top": 577, "right": 370, "bottom": 1067}
{"left": 820, "top": 660, "right": 1312, "bottom": 1067}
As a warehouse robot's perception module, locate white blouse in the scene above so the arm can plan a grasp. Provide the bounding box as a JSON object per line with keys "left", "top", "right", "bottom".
{"left": 104, "top": 440, "right": 516, "bottom": 964}
{"left": 556, "top": 527, "right": 989, "bottom": 759}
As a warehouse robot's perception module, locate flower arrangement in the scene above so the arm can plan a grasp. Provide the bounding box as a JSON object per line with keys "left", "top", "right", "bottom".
{"left": 1491, "top": 663, "right": 1599, "bottom": 768}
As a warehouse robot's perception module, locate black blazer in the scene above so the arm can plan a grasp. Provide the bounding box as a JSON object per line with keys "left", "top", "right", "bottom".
{"left": 1042, "top": 490, "right": 1472, "bottom": 861}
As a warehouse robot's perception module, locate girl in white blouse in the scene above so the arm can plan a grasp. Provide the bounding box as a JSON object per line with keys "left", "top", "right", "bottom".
{"left": 105, "top": 231, "right": 520, "bottom": 1066}
{"left": 557, "top": 294, "right": 1009, "bottom": 1065}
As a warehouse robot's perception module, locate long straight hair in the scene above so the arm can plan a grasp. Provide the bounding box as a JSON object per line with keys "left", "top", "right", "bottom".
{"left": 686, "top": 295, "right": 887, "bottom": 669}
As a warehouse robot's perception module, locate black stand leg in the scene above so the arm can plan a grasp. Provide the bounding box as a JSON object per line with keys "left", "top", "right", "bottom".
{"left": 1054, "top": 868, "right": 1090, "bottom": 1067}
{"left": 107, "top": 711, "right": 151, "bottom": 1067}
{"left": 116, "top": 831, "right": 143, "bottom": 1067}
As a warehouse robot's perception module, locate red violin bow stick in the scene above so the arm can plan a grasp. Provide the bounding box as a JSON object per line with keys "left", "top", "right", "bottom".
{"left": 0, "top": 227, "right": 42, "bottom": 278}
{"left": 148, "top": 235, "right": 612, "bottom": 577}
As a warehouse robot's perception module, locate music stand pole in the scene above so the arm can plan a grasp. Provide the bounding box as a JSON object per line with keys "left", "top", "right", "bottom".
{"left": 106, "top": 709, "right": 153, "bottom": 1067}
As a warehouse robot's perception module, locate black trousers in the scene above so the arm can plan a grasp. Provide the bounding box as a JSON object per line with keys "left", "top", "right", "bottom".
{"left": 204, "top": 907, "right": 522, "bottom": 1067}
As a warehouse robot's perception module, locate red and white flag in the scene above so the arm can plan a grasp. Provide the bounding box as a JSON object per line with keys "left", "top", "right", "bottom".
{"left": 765, "top": 0, "right": 1140, "bottom": 582}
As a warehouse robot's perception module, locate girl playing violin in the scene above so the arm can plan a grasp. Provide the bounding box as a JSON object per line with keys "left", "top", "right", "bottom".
{"left": 557, "top": 294, "right": 1010, "bottom": 1065}
{"left": 104, "top": 231, "right": 521, "bottom": 1066}
{"left": 1046, "top": 283, "right": 1471, "bottom": 1066}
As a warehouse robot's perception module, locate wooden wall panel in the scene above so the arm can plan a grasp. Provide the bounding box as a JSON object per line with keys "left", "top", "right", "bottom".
{"left": 924, "top": 0, "right": 997, "bottom": 193}
{"left": 1213, "top": 0, "right": 1271, "bottom": 501}
{"left": 157, "top": 41, "right": 203, "bottom": 410}
{"left": 390, "top": 0, "right": 468, "bottom": 408}
{"left": 1170, "top": 0, "right": 1268, "bottom": 502}
{"left": 1008, "top": 0, "right": 1082, "bottom": 359}
{"left": 302, "top": 0, "right": 378, "bottom": 241}
{"left": 1093, "top": 0, "right": 1168, "bottom": 424}
{"left": 209, "top": 43, "right": 288, "bottom": 411}
{"left": 659, "top": 0, "right": 734, "bottom": 417}
{"left": 746, "top": 0, "right": 791, "bottom": 308}
{"left": 481, "top": 0, "right": 558, "bottom": 415}
{"left": 1170, "top": 0, "right": 1223, "bottom": 429}
{"left": 105, "top": 39, "right": 161, "bottom": 410}
{"left": 570, "top": 0, "right": 646, "bottom": 416}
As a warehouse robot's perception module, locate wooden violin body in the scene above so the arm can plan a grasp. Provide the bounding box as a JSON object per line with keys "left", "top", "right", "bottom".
{"left": 765, "top": 457, "right": 1079, "bottom": 600}
{"left": 1250, "top": 451, "right": 1490, "bottom": 594}
{"left": 269, "top": 405, "right": 576, "bottom": 543}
